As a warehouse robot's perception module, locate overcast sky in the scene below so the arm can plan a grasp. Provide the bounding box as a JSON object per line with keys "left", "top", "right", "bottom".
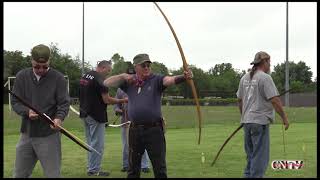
{"left": 3, "top": 2, "right": 317, "bottom": 80}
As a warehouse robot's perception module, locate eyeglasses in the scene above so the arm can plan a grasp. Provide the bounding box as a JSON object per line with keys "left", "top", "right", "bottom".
{"left": 140, "top": 63, "right": 151, "bottom": 68}
{"left": 33, "top": 65, "right": 49, "bottom": 70}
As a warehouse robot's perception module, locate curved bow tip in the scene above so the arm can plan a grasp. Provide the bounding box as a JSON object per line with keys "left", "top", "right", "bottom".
{"left": 153, "top": 2, "right": 203, "bottom": 145}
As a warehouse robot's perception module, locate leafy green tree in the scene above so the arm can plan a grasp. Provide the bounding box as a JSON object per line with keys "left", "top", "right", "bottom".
{"left": 290, "top": 80, "right": 304, "bottom": 93}
{"left": 4, "top": 50, "right": 31, "bottom": 81}
{"left": 111, "top": 53, "right": 125, "bottom": 64}
{"left": 170, "top": 65, "right": 210, "bottom": 98}
{"left": 48, "top": 43, "right": 92, "bottom": 97}
{"left": 3, "top": 50, "right": 31, "bottom": 103}
{"left": 271, "top": 61, "right": 315, "bottom": 92}
{"left": 209, "top": 63, "right": 233, "bottom": 76}
{"left": 207, "top": 63, "right": 244, "bottom": 98}
{"left": 151, "top": 62, "right": 169, "bottom": 75}
{"left": 109, "top": 53, "right": 127, "bottom": 76}
{"left": 107, "top": 53, "right": 128, "bottom": 96}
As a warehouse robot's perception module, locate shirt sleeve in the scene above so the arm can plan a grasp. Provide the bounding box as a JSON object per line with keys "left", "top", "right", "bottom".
{"left": 11, "top": 70, "right": 29, "bottom": 117}
{"left": 114, "top": 88, "right": 122, "bottom": 112}
{"left": 157, "top": 74, "right": 167, "bottom": 92}
{"left": 54, "top": 75, "right": 70, "bottom": 121}
{"left": 262, "top": 75, "right": 279, "bottom": 100}
{"left": 119, "top": 81, "right": 128, "bottom": 93}
{"left": 96, "top": 77, "right": 108, "bottom": 94}
{"left": 236, "top": 77, "right": 243, "bottom": 99}
{"left": 93, "top": 73, "right": 108, "bottom": 96}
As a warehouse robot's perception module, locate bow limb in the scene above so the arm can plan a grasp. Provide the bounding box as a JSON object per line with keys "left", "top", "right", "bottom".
{"left": 153, "top": 2, "right": 202, "bottom": 145}
{"left": 211, "top": 124, "right": 243, "bottom": 166}
{"left": 107, "top": 121, "right": 131, "bottom": 128}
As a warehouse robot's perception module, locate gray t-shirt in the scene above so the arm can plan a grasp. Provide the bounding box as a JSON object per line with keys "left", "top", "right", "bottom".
{"left": 114, "top": 88, "right": 128, "bottom": 123}
{"left": 236, "top": 70, "right": 279, "bottom": 125}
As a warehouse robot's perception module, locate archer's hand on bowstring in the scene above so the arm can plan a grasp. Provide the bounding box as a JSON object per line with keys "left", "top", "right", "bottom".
{"left": 124, "top": 74, "right": 135, "bottom": 85}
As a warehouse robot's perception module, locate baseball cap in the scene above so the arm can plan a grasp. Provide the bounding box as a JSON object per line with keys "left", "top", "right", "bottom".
{"left": 31, "top": 44, "right": 51, "bottom": 63}
{"left": 133, "top": 54, "right": 152, "bottom": 65}
{"left": 250, "top": 51, "right": 270, "bottom": 65}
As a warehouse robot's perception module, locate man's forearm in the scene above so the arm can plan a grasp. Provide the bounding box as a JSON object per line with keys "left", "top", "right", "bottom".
{"left": 104, "top": 73, "right": 127, "bottom": 88}
{"left": 11, "top": 99, "right": 29, "bottom": 117}
{"left": 274, "top": 103, "right": 287, "bottom": 121}
{"left": 174, "top": 75, "right": 186, "bottom": 84}
{"left": 271, "top": 97, "right": 287, "bottom": 121}
{"left": 107, "top": 97, "right": 126, "bottom": 105}
{"left": 238, "top": 99, "right": 242, "bottom": 115}
{"left": 163, "top": 75, "right": 186, "bottom": 87}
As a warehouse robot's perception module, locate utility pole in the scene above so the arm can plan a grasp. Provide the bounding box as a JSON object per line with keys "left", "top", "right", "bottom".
{"left": 82, "top": 2, "right": 85, "bottom": 75}
{"left": 285, "top": 2, "right": 290, "bottom": 107}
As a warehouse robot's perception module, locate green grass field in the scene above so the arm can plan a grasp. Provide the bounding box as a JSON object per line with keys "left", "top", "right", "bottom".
{"left": 3, "top": 105, "right": 317, "bottom": 178}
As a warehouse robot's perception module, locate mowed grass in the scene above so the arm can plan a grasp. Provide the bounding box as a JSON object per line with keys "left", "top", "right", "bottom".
{"left": 3, "top": 105, "right": 317, "bottom": 178}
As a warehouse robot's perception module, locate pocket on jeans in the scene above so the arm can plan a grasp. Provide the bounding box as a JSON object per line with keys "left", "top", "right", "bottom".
{"left": 86, "top": 116, "right": 96, "bottom": 125}
{"left": 250, "top": 124, "right": 263, "bottom": 136}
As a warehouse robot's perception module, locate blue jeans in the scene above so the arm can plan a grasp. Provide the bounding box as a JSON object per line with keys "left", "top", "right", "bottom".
{"left": 82, "top": 116, "right": 105, "bottom": 173}
{"left": 243, "top": 123, "right": 270, "bottom": 178}
{"left": 121, "top": 126, "right": 149, "bottom": 169}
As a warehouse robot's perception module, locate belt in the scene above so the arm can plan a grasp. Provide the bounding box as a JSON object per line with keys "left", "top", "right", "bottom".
{"left": 130, "top": 121, "right": 162, "bottom": 128}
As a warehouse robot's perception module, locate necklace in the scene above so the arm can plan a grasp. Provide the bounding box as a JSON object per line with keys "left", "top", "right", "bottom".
{"left": 135, "top": 74, "right": 145, "bottom": 94}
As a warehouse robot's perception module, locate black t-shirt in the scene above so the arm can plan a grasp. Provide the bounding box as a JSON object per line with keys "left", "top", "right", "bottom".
{"left": 79, "top": 71, "right": 109, "bottom": 123}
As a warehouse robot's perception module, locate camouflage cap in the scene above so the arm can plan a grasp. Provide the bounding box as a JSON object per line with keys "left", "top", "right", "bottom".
{"left": 133, "top": 53, "right": 152, "bottom": 65}
{"left": 250, "top": 51, "right": 270, "bottom": 65}
{"left": 31, "top": 44, "right": 51, "bottom": 63}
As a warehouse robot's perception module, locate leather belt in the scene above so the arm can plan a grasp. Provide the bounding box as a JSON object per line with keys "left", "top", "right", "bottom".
{"left": 130, "top": 121, "right": 162, "bottom": 128}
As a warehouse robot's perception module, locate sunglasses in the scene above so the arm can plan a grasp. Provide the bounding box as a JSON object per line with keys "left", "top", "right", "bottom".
{"left": 33, "top": 65, "right": 49, "bottom": 70}
{"left": 140, "top": 63, "right": 151, "bottom": 68}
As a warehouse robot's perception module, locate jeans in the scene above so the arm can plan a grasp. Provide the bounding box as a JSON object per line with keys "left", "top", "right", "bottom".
{"left": 121, "top": 126, "right": 149, "bottom": 169}
{"left": 243, "top": 123, "right": 270, "bottom": 178}
{"left": 82, "top": 116, "right": 105, "bottom": 173}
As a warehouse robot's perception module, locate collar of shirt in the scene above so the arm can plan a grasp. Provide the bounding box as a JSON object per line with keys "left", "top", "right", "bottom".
{"left": 32, "top": 67, "right": 50, "bottom": 81}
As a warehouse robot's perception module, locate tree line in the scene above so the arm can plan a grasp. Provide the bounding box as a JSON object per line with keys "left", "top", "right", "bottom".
{"left": 3, "top": 43, "right": 317, "bottom": 103}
